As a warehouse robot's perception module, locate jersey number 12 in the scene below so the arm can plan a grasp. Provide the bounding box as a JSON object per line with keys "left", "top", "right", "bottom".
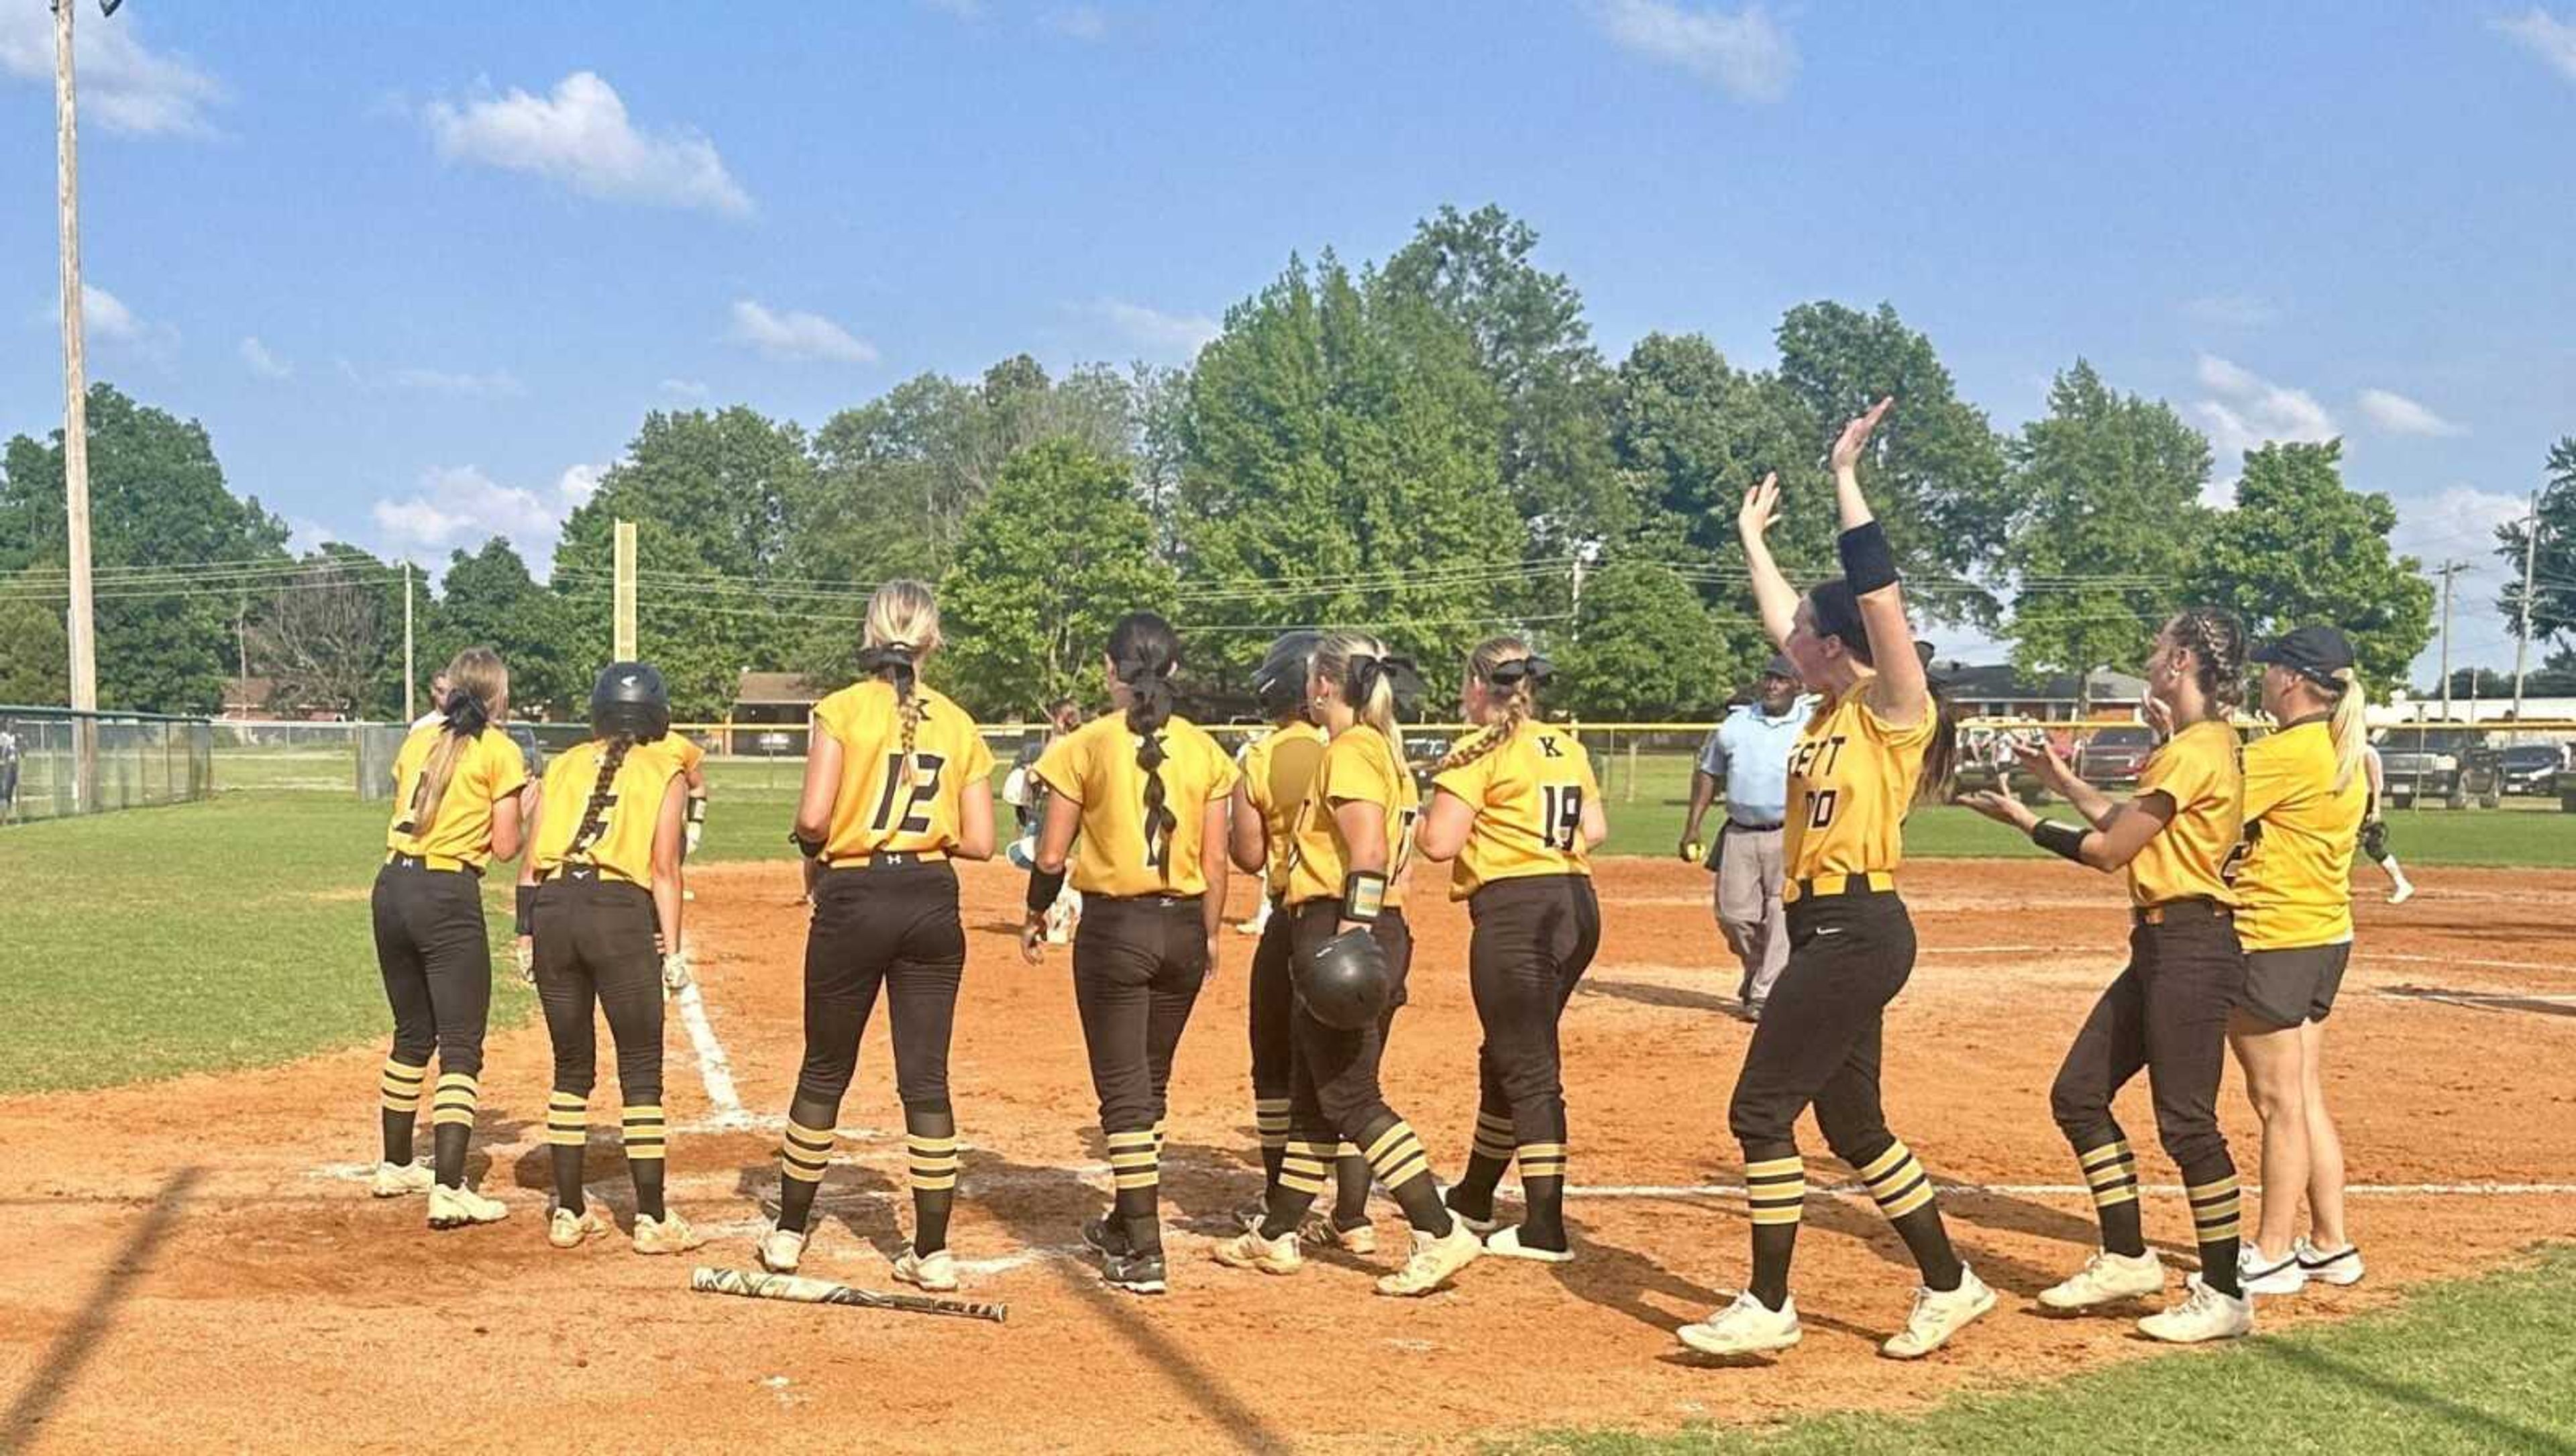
{"left": 869, "top": 753, "right": 947, "bottom": 834}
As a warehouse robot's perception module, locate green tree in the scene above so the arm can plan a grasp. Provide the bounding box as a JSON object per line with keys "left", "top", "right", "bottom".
{"left": 1179, "top": 252, "right": 1521, "bottom": 684}
{"left": 2002, "top": 362, "right": 2213, "bottom": 708}
{"left": 2186, "top": 440, "right": 2434, "bottom": 694}
{"left": 938, "top": 440, "right": 1177, "bottom": 715}
{"left": 1381, "top": 205, "right": 1624, "bottom": 583}
{"left": 2494, "top": 435, "right": 2576, "bottom": 649}
{"left": 1774, "top": 301, "right": 2012, "bottom": 621}
{"left": 0, "top": 575, "right": 68, "bottom": 704}
{"left": 427, "top": 538, "right": 578, "bottom": 718}
{"left": 553, "top": 406, "right": 815, "bottom": 720}
{"left": 0, "top": 384, "right": 287, "bottom": 712}
{"left": 249, "top": 545, "right": 398, "bottom": 718}
{"left": 1552, "top": 561, "right": 1737, "bottom": 720}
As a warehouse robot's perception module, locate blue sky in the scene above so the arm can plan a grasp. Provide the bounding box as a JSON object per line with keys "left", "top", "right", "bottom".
{"left": 1, "top": 1, "right": 2571, "bottom": 679}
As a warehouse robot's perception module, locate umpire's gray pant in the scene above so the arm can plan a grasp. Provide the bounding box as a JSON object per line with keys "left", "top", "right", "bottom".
{"left": 1712, "top": 823, "right": 1788, "bottom": 1004}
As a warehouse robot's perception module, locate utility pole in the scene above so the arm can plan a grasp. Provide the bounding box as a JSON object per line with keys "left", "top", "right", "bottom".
{"left": 2514, "top": 490, "right": 2540, "bottom": 722}
{"left": 54, "top": 0, "right": 98, "bottom": 809}
{"left": 613, "top": 521, "right": 638, "bottom": 662}
{"left": 402, "top": 561, "right": 415, "bottom": 724}
{"left": 2436, "top": 560, "right": 2464, "bottom": 723}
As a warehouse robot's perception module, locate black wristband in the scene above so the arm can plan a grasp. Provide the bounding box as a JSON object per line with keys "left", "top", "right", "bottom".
{"left": 1340, "top": 870, "right": 1387, "bottom": 923}
{"left": 686, "top": 794, "right": 708, "bottom": 825}
{"left": 515, "top": 884, "right": 538, "bottom": 937}
{"left": 790, "top": 829, "right": 826, "bottom": 860}
{"left": 2030, "top": 819, "right": 2088, "bottom": 864}
{"left": 1026, "top": 866, "right": 1067, "bottom": 916}
{"left": 1837, "top": 520, "right": 1899, "bottom": 596}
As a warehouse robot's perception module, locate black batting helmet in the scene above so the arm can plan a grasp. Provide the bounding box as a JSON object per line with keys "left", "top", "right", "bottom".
{"left": 1295, "top": 927, "right": 1390, "bottom": 1031}
{"left": 590, "top": 662, "right": 672, "bottom": 743}
{"left": 1252, "top": 630, "right": 1323, "bottom": 719}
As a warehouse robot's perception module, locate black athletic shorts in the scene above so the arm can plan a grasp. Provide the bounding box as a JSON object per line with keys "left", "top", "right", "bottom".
{"left": 2241, "top": 943, "right": 2351, "bottom": 1029}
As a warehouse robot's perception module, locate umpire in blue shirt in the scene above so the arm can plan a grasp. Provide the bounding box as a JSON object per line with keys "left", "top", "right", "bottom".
{"left": 1679, "top": 655, "right": 1813, "bottom": 1021}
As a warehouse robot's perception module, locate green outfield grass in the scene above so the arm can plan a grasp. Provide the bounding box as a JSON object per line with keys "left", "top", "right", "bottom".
{"left": 1499, "top": 1246, "right": 2576, "bottom": 1455}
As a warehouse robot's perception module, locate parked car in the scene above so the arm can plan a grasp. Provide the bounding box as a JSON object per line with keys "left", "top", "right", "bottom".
{"left": 755, "top": 729, "right": 794, "bottom": 755}
{"left": 2377, "top": 728, "right": 2502, "bottom": 810}
{"left": 2074, "top": 725, "right": 2155, "bottom": 788}
{"left": 2498, "top": 743, "right": 2566, "bottom": 797}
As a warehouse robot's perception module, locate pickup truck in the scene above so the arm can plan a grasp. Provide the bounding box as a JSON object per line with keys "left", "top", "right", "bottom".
{"left": 2376, "top": 728, "right": 2502, "bottom": 810}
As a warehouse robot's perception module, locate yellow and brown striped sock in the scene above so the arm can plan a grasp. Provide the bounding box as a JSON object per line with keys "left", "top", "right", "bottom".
{"left": 1108, "top": 1127, "right": 1162, "bottom": 1251}
{"left": 1858, "top": 1137, "right": 1966, "bottom": 1289}
{"left": 2188, "top": 1172, "right": 2243, "bottom": 1295}
{"left": 545, "top": 1090, "right": 588, "bottom": 1211}
{"left": 908, "top": 1129, "right": 961, "bottom": 1253}
{"left": 1254, "top": 1097, "right": 1291, "bottom": 1190}
{"left": 1857, "top": 1139, "right": 1936, "bottom": 1221}
{"left": 428, "top": 1072, "right": 478, "bottom": 1190}
{"left": 378, "top": 1056, "right": 427, "bottom": 1165}
{"left": 623, "top": 1103, "right": 667, "bottom": 1220}
{"left": 774, "top": 1118, "right": 833, "bottom": 1233}
{"left": 1364, "top": 1121, "right": 1456, "bottom": 1235}
{"left": 1744, "top": 1149, "right": 1806, "bottom": 1309}
{"left": 2078, "top": 1138, "right": 2146, "bottom": 1256}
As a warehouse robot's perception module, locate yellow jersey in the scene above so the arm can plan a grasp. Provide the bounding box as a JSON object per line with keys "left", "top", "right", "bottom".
{"left": 1430, "top": 721, "right": 1597, "bottom": 900}
{"left": 642, "top": 733, "right": 706, "bottom": 780}
{"left": 2128, "top": 719, "right": 2244, "bottom": 908}
{"left": 1034, "top": 713, "right": 1238, "bottom": 898}
{"left": 531, "top": 739, "right": 684, "bottom": 884}
{"left": 1240, "top": 721, "right": 1327, "bottom": 902}
{"left": 811, "top": 680, "right": 995, "bottom": 862}
{"left": 1284, "top": 725, "right": 1419, "bottom": 910}
{"left": 386, "top": 722, "right": 530, "bottom": 870}
{"left": 1782, "top": 676, "right": 1931, "bottom": 883}
{"left": 2231, "top": 719, "right": 2365, "bottom": 949}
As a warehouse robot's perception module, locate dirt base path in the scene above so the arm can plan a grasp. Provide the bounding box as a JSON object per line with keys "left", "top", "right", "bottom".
{"left": 2, "top": 859, "right": 2570, "bottom": 1453}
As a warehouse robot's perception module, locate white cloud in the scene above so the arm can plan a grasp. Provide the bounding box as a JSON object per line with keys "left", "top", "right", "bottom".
{"left": 1088, "top": 299, "right": 1220, "bottom": 361}
{"left": 423, "top": 71, "right": 751, "bottom": 216}
{"left": 1046, "top": 5, "right": 1109, "bottom": 40}
{"left": 2192, "top": 354, "right": 2337, "bottom": 499}
{"left": 555, "top": 462, "right": 607, "bottom": 507}
{"left": 370, "top": 464, "right": 574, "bottom": 563}
{"left": 1593, "top": 0, "right": 1795, "bottom": 103}
{"left": 727, "top": 299, "right": 877, "bottom": 364}
{"left": 2357, "top": 387, "right": 2465, "bottom": 438}
{"left": 2495, "top": 7, "right": 2576, "bottom": 81}
{"left": 0, "top": 5, "right": 223, "bottom": 138}
{"left": 72, "top": 283, "right": 178, "bottom": 361}
{"left": 2182, "top": 293, "right": 2279, "bottom": 329}
{"left": 659, "top": 378, "right": 710, "bottom": 399}
{"left": 389, "top": 365, "right": 523, "bottom": 398}
{"left": 239, "top": 335, "right": 291, "bottom": 380}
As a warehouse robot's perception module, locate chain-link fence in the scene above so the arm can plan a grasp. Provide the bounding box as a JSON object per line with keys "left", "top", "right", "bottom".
{"left": 0, "top": 706, "right": 214, "bottom": 823}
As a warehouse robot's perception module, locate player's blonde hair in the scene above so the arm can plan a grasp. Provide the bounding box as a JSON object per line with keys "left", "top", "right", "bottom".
{"left": 2324, "top": 666, "right": 2366, "bottom": 794}
{"left": 1439, "top": 636, "right": 1538, "bottom": 771}
{"left": 864, "top": 580, "right": 942, "bottom": 764}
{"left": 1311, "top": 631, "right": 1403, "bottom": 751}
{"left": 409, "top": 647, "right": 508, "bottom": 837}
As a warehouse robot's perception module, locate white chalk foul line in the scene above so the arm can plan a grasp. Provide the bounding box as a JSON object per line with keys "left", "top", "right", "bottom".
{"left": 672, "top": 972, "right": 753, "bottom": 1130}
{"left": 1566, "top": 1181, "right": 2576, "bottom": 1199}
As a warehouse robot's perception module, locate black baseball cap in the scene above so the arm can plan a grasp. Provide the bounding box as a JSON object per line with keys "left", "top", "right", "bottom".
{"left": 1760, "top": 654, "right": 1796, "bottom": 680}
{"left": 2251, "top": 625, "right": 2355, "bottom": 686}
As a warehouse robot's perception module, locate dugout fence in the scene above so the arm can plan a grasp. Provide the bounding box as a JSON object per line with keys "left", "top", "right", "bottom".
{"left": 0, "top": 705, "right": 213, "bottom": 824}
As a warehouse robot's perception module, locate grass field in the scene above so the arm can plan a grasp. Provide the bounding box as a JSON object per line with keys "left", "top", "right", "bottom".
{"left": 1499, "top": 1247, "right": 2576, "bottom": 1455}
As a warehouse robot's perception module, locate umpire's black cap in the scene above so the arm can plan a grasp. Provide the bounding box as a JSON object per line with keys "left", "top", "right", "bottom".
{"left": 2251, "top": 625, "right": 2356, "bottom": 688}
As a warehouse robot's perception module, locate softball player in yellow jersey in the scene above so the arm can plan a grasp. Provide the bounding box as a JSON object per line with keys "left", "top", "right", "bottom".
{"left": 759, "top": 582, "right": 996, "bottom": 1291}
{"left": 1024, "top": 611, "right": 1236, "bottom": 1296}
{"left": 1678, "top": 400, "right": 1988, "bottom": 1363}
{"left": 1226, "top": 631, "right": 1327, "bottom": 1226}
{"left": 1964, "top": 606, "right": 2254, "bottom": 1343}
{"left": 1218, "top": 633, "right": 1486, "bottom": 1297}
{"left": 369, "top": 647, "right": 528, "bottom": 1229}
{"left": 1414, "top": 637, "right": 1603, "bottom": 1264}
{"left": 517, "top": 662, "right": 701, "bottom": 1255}
{"left": 2227, "top": 626, "right": 2371, "bottom": 1296}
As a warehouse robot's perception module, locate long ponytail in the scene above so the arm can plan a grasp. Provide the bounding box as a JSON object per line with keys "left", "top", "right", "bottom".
{"left": 863, "top": 580, "right": 941, "bottom": 766}
{"left": 1108, "top": 611, "right": 1181, "bottom": 881}
{"left": 1439, "top": 635, "right": 1543, "bottom": 771}
{"left": 407, "top": 647, "right": 508, "bottom": 836}
{"left": 1312, "top": 631, "right": 1403, "bottom": 750}
{"left": 568, "top": 734, "right": 634, "bottom": 861}
{"left": 2326, "top": 666, "right": 2366, "bottom": 794}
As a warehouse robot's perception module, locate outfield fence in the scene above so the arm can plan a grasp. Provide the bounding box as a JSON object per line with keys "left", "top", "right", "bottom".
{"left": 0, "top": 705, "right": 213, "bottom": 823}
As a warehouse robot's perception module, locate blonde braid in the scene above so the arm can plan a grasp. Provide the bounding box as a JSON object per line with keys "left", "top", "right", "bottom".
{"left": 1438, "top": 635, "right": 1538, "bottom": 770}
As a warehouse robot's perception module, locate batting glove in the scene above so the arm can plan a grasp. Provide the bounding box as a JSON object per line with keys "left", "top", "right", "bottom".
{"left": 663, "top": 949, "right": 693, "bottom": 997}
